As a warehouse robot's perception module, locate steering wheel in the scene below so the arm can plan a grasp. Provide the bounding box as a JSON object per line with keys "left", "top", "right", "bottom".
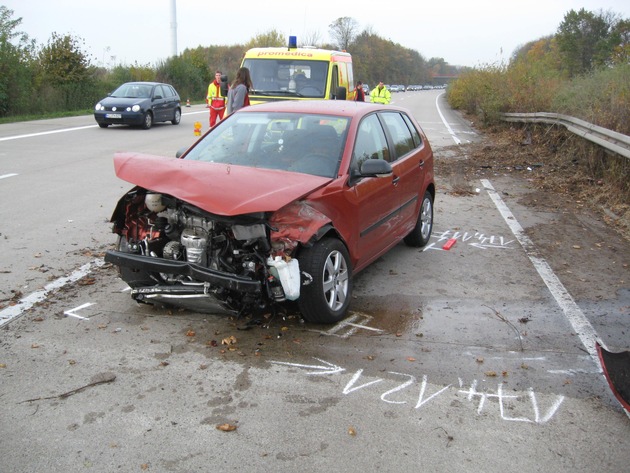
{"left": 288, "top": 153, "right": 338, "bottom": 177}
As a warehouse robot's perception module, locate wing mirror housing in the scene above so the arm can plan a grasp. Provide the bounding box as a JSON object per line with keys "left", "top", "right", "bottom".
{"left": 360, "top": 159, "right": 392, "bottom": 176}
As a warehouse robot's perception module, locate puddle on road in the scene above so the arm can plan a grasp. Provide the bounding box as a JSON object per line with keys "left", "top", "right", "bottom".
{"left": 351, "top": 294, "right": 425, "bottom": 335}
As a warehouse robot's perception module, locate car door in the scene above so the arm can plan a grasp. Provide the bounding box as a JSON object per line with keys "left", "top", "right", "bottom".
{"left": 343, "top": 113, "right": 401, "bottom": 270}
{"left": 378, "top": 111, "right": 427, "bottom": 239}
{"left": 151, "top": 85, "right": 168, "bottom": 121}
{"left": 163, "top": 85, "right": 179, "bottom": 119}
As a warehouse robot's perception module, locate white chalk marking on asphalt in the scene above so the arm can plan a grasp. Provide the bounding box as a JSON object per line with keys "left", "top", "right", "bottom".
{"left": 270, "top": 357, "right": 345, "bottom": 375}
{"left": 0, "top": 173, "right": 18, "bottom": 180}
{"left": 435, "top": 92, "right": 461, "bottom": 145}
{"left": 64, "top": 302, "right": 95, "bottom": 320}
{"left": 0, "top": 258, "right": 105, "bottom": 327}
{"left": 481, "top": 179, "right": 602, "bottom": 365}
{"left": 311, "top": 312, "right": 383, "bottom": 339}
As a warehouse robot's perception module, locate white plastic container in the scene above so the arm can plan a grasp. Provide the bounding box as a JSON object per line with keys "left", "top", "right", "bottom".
{"left": 267, "top": 256, "right": 300, "bottom": 301}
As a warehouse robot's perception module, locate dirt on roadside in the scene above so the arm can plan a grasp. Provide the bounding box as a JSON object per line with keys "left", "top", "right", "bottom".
{"left": 434, "top": 123, "right": 630, "bottom": 243}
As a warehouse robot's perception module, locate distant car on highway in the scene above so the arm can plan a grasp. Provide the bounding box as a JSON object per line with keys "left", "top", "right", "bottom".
{"left": 104, "top": 100, "right": 435, "bottom": 324}
{"left": 94, "top": 81, "right": 182, "bottom": 130}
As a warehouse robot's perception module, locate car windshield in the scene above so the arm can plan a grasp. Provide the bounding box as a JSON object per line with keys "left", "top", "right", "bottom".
{"left": 243, "top": 59, "right": 329, "bottom": 98}
{"left": 111, "top": 84, "right": 153, "bottom": 99}
{"left": 183, "top": 111, "right": 350, "bottom": 178}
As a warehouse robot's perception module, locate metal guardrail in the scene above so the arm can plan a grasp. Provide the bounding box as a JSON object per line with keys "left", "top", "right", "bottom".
{"left": 500, "top": 112, "right": 630, "bottom": 160}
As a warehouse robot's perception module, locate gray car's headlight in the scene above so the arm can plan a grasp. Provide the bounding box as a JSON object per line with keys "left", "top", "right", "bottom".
{"left": 132, "top": 105, "right": 141, "bottom": 112}
{"left": 95, "top": 103, "right": 103, "bottom": 111}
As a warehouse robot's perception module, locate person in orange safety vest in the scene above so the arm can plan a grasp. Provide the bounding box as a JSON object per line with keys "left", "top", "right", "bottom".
{"left": 207, "top": 70, "right": 227, "bottom": 127}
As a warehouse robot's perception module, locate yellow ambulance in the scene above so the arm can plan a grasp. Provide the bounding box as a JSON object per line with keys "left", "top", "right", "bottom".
{"left": 240, "top": 38, "right": 355, "bottom": 104}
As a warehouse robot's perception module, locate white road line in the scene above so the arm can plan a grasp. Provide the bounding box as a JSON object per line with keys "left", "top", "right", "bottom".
{"left": 435, "top": 92, "right": 461, "bottom": 145}
{"left": 481, "top": 179, "right": 602, "bottom": 365}
{"left": 0, "top": 109, "right": 207, "bottom": 143}
{"left": 0, "top": 125, "right": 97, "bottom": 142}
{"left": 0, "top": 258, "right": 105, "bottom": 327}
{"left": 0, "top": 173, "right": 18, "bottom": 179}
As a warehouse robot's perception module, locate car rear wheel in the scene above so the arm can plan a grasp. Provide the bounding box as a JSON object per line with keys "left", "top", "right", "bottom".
{"left": 171, "top": 108, "right": 181, "bottom": 125}
{"left": 142, "top": 111, "right": 153, "bottom": 130}
{"left": 404, "top": 190, "right": 433, "bottom": 247}
{"left": 298, "top": 237, "right": 352, "bottom": 324}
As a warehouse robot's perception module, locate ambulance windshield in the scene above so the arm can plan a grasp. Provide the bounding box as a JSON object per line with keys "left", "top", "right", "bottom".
{"left": 243, "top": 59, "right": 329, "bottom": 98}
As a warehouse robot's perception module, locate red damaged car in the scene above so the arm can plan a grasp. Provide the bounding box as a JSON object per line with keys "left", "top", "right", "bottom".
{"left": 104, "top": 100, "right": 435, "bottom": 324}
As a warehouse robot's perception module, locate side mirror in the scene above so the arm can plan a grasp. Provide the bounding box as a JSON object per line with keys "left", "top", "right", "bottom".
{"left": 175, "top": 146, "right": 188, "bottom": 158}
{"left": 335, "top": 86, "right": 347, "bottom": 100}
{"left": 360, "top": 159, "right": 392, "bottom": 176}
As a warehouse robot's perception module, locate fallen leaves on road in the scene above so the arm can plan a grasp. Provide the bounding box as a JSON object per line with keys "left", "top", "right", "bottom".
{"left": 222, "top": 335, "right": 237, "bottom": 345}
{"left": 216, "top": 423, "right": 237, "bottom": 432}
{"left": 78, "top": 277, "right": 96, "bottom": 286}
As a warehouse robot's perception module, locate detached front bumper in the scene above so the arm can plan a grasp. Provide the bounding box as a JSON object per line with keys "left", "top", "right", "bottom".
{"left": 104, "top": 250, "right": 262, "bottom": 294}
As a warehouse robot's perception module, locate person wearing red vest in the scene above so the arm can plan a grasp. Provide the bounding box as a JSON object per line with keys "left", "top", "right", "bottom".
{"left": 207, "top": 70, "right": 227, "bottom": 127}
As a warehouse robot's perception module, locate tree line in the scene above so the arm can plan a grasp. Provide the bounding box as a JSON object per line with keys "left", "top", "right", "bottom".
{"left": 0, "top": 8, "right": 457, "bottom": 119}
{"left": 447, "top": 8, "right": 629, "bottom": 134}
{"left": 1, "top": 7, "right": 626, "bottom": 124}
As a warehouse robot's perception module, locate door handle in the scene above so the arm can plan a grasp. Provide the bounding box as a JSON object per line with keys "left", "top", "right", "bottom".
{"left": 392, "top": 175, "right": 400, "bottom": 185}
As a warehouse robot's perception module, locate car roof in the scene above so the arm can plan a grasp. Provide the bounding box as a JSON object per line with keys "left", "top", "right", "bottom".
{"left": 123, "top": 81, "right": 165, "bottom": 86}
{"left": 242, "top": 99, "right": 409, "bottom": 118}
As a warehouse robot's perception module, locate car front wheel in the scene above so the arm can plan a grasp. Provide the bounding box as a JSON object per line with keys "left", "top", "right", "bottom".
{"left": 142, "top": 111, "right": 153, "bottom": 129}
{"left": 404, "top": 190, "right": 433, "bottom": 247}
{"left": 298, "top": 237, "right": 352, "bottom": 324}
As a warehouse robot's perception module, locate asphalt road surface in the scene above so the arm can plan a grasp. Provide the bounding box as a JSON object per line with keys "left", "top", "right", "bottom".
{"left": 1, "top": 90, "right": 628, "bottom": 472}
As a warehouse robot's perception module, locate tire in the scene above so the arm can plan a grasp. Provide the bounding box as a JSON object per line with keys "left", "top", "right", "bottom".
{"left": 141, "top": 111, "right": 153, "bottom": 129}
{"left": 404, "top": 190, "right": 433, "bottom": 247}
{"left": 171, "top": 108, "right": 181, "bottom": 125}
{"left": 298, "top": 237, "right": 352, "bottom": 324}
{"left": 98, "top": 123, "right": 109, "bottom": 128}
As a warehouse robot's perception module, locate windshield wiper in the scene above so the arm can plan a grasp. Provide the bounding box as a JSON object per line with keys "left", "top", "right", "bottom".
{"left": 251, "top": 90, "right": 304, "bottom": 97}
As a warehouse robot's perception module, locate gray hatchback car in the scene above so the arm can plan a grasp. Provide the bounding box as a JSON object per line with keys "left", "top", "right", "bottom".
{"left": 94, "top": 81, "right": 181, "bottom": 129}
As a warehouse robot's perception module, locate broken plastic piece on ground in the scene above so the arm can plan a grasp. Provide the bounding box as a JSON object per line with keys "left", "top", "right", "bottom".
{"left": 442, "top": 238, "right": 457, "bottom": 250}
{"left": 596, "top": 342, "right": 630, "bottom": 414}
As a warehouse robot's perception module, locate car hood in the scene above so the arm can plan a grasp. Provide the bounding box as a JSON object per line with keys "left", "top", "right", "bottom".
{"left": 100, "top": 96, "right": 148, "bottom": 106}
{"left": 113, "top": 152, "right": 332, "bottom": 216}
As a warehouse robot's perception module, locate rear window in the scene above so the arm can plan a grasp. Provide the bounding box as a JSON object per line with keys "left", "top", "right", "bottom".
{"left": 380, "top": 112, "right": 418, "bottom": 159}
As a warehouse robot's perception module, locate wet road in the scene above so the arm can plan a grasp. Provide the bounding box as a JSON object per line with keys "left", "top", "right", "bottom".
{"left": 1, "top": 91, "right": 628, "bottom": 472}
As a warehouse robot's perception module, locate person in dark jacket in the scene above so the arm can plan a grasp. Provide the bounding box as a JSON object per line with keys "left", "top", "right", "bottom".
{"left": 355, "top": 81, "right": 365, "bottom": 101}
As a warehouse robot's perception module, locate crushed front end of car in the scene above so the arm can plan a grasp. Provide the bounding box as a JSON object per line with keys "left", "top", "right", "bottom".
{"left": 104, "top": 186, "right": 330, "bottom": 318}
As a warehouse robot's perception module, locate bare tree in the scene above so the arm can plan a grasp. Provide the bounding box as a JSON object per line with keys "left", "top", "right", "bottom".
{"left": 328, "top": 17, "right": 359, "bottom": 51}
{"left": 301, "top": 30, "right": 323, "bottom": 48}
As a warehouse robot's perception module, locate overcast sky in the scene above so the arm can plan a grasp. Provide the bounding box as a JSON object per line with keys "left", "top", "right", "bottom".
{"left": 4, "top": 0, "right": 629, "bottom": 69}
